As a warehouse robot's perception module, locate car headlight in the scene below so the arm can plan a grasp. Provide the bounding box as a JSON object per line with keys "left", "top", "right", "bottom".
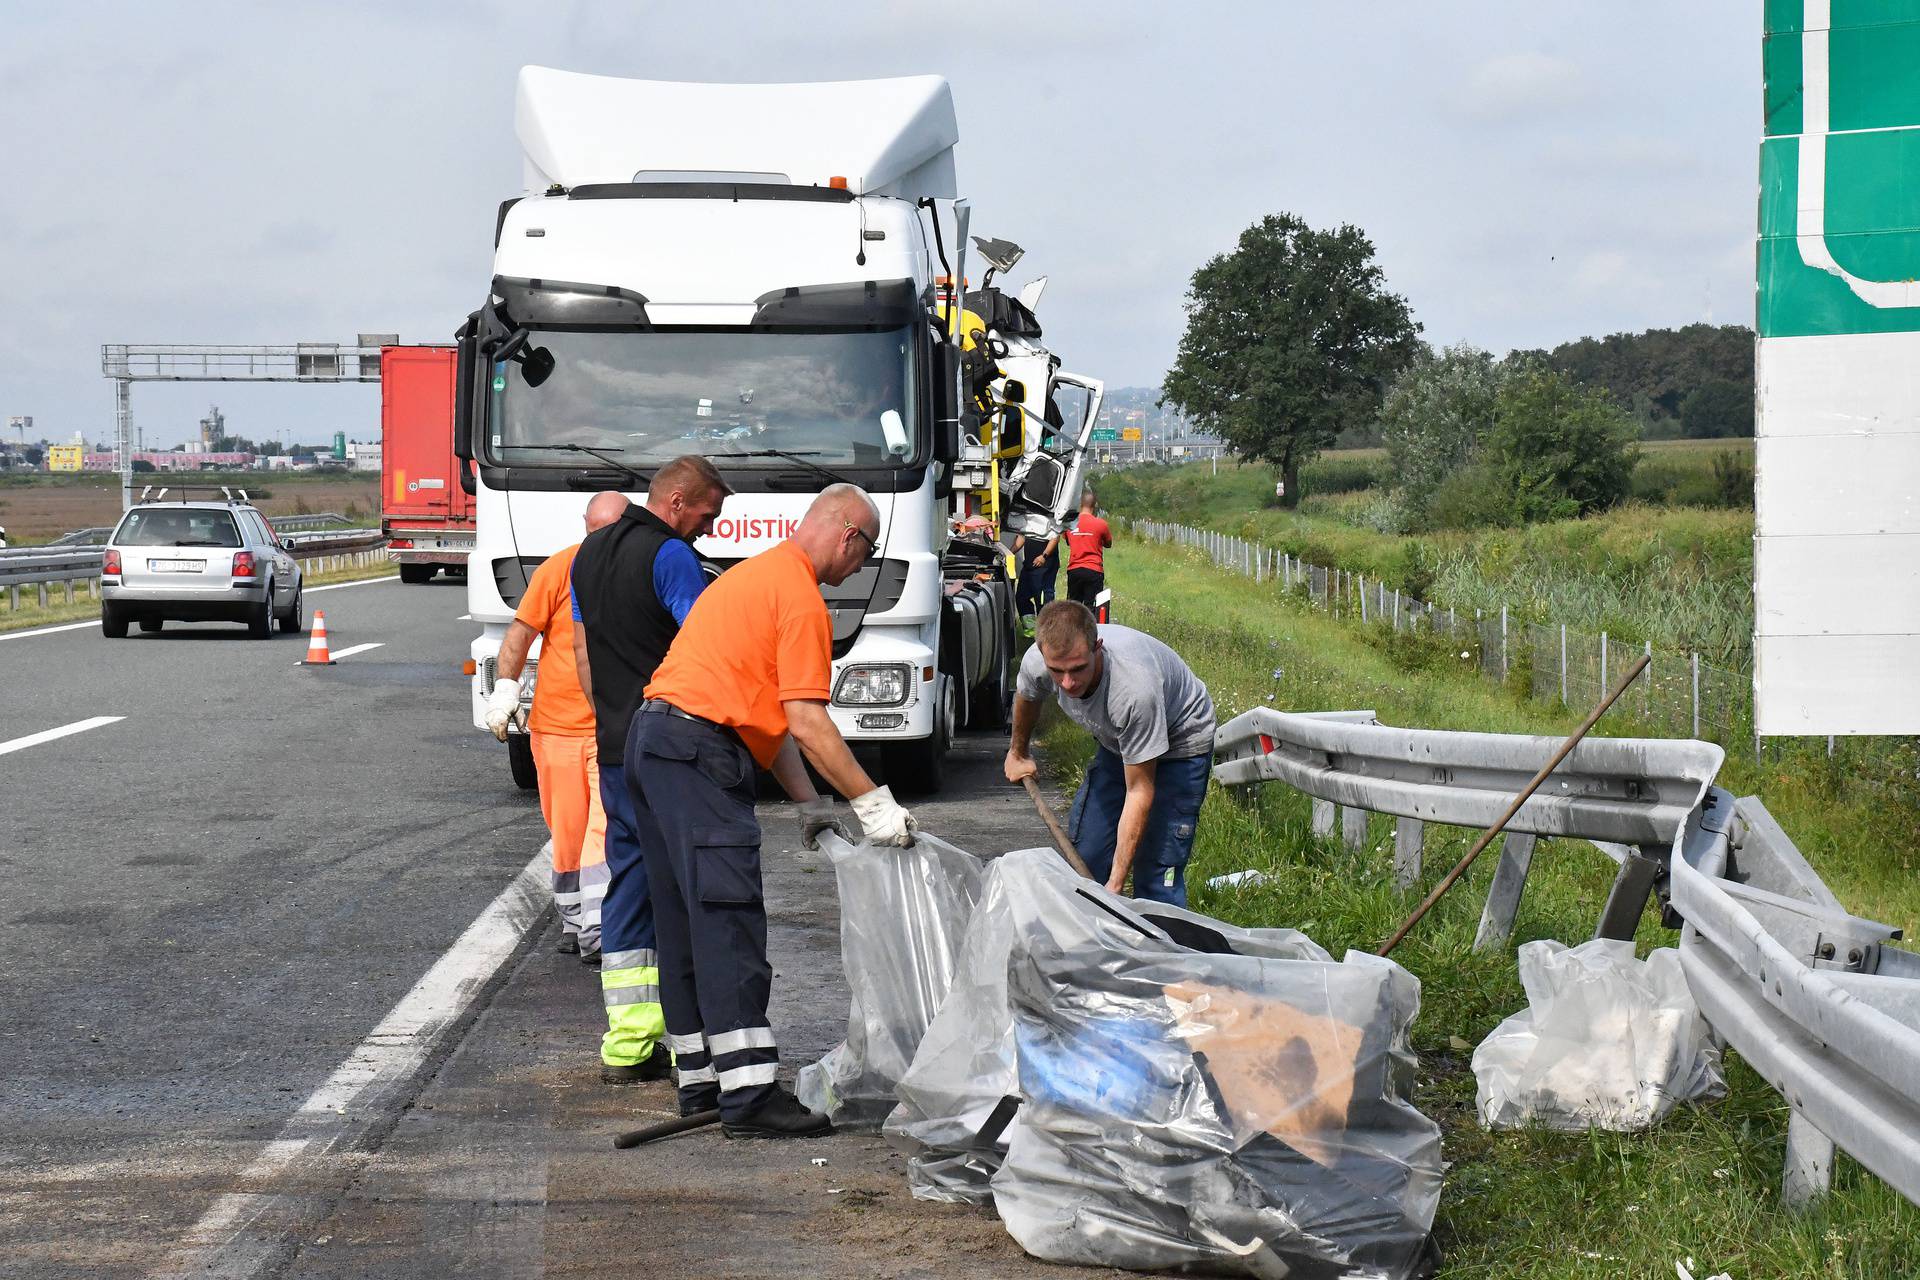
{"left": 833, "top": 663, "right": 910, "bottom": 707}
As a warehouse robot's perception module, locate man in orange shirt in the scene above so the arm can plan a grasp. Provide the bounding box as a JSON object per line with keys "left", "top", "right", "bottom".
{"left": 631, "top": 483, "right": 916, "bottom": 1139}
{"left": 484, "top": 491, "right": 627, "bottom": 957}
{"left": 1063, "top": 488, "right": 1112, "bottom": 613}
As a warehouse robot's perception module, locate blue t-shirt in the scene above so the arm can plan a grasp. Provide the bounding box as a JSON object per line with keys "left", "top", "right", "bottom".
{"left": 571, "top": 537, "right": 705, "bottom": 625}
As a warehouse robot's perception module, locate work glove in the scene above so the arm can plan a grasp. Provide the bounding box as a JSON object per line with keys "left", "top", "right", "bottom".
{"left": 795, "top": 797, "right": 847, "bottom": 851}
{"left": 849, "top": 785, "right": 917, "bottom": 848}
{"left": 485, "top": 676, "right": 526, "bottom": 742}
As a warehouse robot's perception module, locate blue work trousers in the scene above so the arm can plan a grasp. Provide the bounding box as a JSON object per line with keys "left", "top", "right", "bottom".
{"left": 626, "top": 708, "right": 778, "bottom": 1122}
{"left": 1066, "top": 747, "right": 1211, "bottom": 906}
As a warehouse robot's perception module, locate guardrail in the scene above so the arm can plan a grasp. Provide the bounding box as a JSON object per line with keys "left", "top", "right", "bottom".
{"left": 1213, "top": 707, "right": 1920, "bottom": 1209}
{"left": 0, "top": 532, "right": 388, "bottom": 610}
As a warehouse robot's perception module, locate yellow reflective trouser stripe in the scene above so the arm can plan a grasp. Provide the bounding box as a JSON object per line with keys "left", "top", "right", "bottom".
{"left": 600, "top": 964, "right": 664, "bottom": 1068}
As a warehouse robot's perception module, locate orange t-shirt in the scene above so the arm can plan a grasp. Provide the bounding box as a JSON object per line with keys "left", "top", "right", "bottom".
{"left": 645, "top": 539, "right": 831, "bottom": 767}
{"left": 513, "top": 543, "right": 594, "bottom": 738}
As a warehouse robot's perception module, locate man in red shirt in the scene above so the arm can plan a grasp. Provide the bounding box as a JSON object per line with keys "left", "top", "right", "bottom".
{"left": 1062, "top": 490, "right": 1112, "bottom": 611}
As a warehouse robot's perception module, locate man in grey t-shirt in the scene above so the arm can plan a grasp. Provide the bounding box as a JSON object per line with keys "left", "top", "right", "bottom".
{"left": 1004, "top": 601, "right": 1216, "bottom": 905}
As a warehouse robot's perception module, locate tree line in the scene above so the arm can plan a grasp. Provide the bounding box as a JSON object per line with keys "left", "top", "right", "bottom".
{"left": 1158, "top": 212, "right": 1754, "bottom": 528}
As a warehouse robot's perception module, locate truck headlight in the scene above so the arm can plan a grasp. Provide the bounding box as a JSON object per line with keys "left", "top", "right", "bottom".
{"left": 834, "top": 663, "right": 910, "bottom": 707}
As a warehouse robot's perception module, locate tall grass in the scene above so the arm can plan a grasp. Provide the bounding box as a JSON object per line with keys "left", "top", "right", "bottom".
{"left": 1034, "top": 535, "right": 1920, "bottom": 1278}
{"left": 1097, "top": 460, "right": 1756, "bottom": 661}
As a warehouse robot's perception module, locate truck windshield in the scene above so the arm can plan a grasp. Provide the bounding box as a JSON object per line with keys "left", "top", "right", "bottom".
{"left": 487, "top": 327, "right": 916, "bottom": 468}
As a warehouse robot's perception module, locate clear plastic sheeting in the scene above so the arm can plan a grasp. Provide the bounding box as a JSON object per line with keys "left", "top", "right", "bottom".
{"left": 886, "top": 849, "right": 1331, "bottom": 1207}
{"left": 1473, "top": 939, "right": 1726, "bottom": 1132}
{"left": 991, "top": 930, "right": 1442, "bottom": 1276}
{"left": 796, "top": 831, "right": 986, "bottom": 1129}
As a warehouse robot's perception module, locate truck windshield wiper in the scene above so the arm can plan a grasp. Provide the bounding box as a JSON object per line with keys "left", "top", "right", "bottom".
{"left": 504, "top": 443, "right": 649, "bottom": 487}
{"left": 718, "top": 449, "right": 852, "bottom": 487}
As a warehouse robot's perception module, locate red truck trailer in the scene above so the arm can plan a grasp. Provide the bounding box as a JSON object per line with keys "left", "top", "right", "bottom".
{"left": 381, "top": 345, "right": 474, "bottom": 584}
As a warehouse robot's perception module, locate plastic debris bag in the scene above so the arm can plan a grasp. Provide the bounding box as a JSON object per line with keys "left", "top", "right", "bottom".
{"left": 1472, "top": 938, "right": 1725, "bottom": 1132}
{"left": 796, "top": 831, "right": 986, "bottom": 1129}
{"left": 885, "top": 849, "right": 1331, "bottom": 1206}
{"left": 991, "top": 922, "right": 1443, "bottom": 1277}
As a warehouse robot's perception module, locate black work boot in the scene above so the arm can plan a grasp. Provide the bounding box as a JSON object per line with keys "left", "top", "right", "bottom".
{"left": 678, "top": 1086, "right": 720, "bottom": 1119}
{"left": 721, "top": 1088, "right": 832, "bottom": 1140}
{"left": 555, "top": 933, "right": 581, "bottom": 956}
{"left": 579, "top": 946, "right": 602, "bottom": 967}
{"left": 600, "top": 1043, "right": 671, "bottom": 1086}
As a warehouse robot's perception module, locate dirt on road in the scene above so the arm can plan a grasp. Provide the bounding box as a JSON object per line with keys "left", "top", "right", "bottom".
{"left": 269, "top": 731, "right": 1125, "bottom": 1279}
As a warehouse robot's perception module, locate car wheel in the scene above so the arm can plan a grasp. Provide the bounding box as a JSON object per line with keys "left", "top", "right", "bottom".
{"left": 278, "top": 583, "right": 304, "bottom": 634}
{"left": 506, "top": 734, "right": 539, "bottom": 791}
{"left": 138, "top": 618, "right": 164, "bottom": 634}
{"left": 101, "top": 602, "right": 129, "bottom": 638}
{"left": 399, "top": 564, "right": 434, "bottom": 585}
{"left": 248, "top": 587, "right": 273, "bottom": 639}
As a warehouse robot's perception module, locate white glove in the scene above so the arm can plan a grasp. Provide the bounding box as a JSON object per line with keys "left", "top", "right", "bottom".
{"left": 849, "top": 785, "right": 917, "bottom": 848}
{"left": 796, "top": 797, "right": 847, "bottom": 851}
{"left": 485, "top": 676, "right": 525, "bottom": 742}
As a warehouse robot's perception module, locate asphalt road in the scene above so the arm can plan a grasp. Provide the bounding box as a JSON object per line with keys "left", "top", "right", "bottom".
{"left": 0, "top": 580, "right": 1114, "bottom": 1279}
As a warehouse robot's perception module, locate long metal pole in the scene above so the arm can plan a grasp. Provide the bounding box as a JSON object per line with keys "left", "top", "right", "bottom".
{"left": 1377, "top": 654, "right": 1651, "bottom": 958}
{"left": 116, "top": 378, "right": 133, "bottom": 514}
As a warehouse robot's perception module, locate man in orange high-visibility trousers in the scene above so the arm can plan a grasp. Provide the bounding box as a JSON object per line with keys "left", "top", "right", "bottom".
{"left": 484, "top": 492, "right": 628, "bottom": 958}
{"left": 632, "top": 483, "right": 918, "bottom": 1140}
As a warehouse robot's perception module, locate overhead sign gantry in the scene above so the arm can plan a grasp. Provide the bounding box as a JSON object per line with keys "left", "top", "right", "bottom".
{"left": 99, "top": 336, "right": 397, "bottom": 513}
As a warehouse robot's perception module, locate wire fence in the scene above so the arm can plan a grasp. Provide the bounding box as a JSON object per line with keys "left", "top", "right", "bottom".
{"left": 1130, "top": 517, "right": 1780, "bottom": 761}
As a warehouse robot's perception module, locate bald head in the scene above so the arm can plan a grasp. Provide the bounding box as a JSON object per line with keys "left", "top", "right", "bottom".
{"left": 793, "top": 483, "right": 880, "bottom": 587}
{"left": 584, "top": 491, "right": 627, "bottom": 533}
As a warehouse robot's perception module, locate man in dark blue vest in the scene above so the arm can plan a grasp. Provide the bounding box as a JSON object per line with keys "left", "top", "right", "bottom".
{"left": 570, "top": 456, "right": 731, "bottom": 1084}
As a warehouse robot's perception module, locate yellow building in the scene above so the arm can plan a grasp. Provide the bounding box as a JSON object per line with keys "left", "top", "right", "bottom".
{"left": 47, "top": 445, "right": 84, "bottom": 472}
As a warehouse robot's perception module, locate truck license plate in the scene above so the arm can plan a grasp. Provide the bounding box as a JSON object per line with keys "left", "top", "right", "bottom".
{"left": 150, "top": 559, "right": 206, "bottom": 572}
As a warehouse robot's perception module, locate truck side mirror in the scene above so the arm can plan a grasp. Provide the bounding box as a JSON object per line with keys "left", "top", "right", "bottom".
{"left": 932, "top": 340, "right": 961, "bottom": 464}
{"left": 453, "top": 312, "right": 480, "bottom": 465}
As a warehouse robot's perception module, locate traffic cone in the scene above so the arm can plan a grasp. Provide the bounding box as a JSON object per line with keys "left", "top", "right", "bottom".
{"left": 303, "top": 610, "right": 336, "bottom": 666}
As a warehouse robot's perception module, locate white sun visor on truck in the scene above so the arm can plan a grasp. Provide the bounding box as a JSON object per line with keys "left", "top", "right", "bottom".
{"left": 515, "top": 67, "right": 959, "bottom": 201}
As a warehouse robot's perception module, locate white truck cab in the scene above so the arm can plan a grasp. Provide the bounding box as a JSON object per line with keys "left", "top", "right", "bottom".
{"left": 459, "top": 70, "right": 1095, "bottom": 793}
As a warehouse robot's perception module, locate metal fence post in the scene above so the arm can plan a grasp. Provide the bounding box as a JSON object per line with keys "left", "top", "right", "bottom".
{"left": 1393, "top": 817, "right": 1424, "bottom": 889}
{"left": 1600, "top": 631, "right": 1609, "bottom": 702}
{"left": 1691, "top": 651, "right": 1701, "bottom": 738}
{"left": 38, "top": 582, "right": 48, "bottom": 609}
{"left": 1560, "top": 624, "right": 1568, "bottom": 706}
{"left": 1500, "top": 606, "right": 1509, "bottom": 682}
{"left": 1359, "top": 575, "right": 1368, "bottom": 622}
{"left": 1644, "top": 641, "right": 1653, "bottom": 719}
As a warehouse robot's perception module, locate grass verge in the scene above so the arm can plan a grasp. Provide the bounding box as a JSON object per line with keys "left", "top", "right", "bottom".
{"left": 1032, "top": 534, "right": 1919, "bottom": 1279}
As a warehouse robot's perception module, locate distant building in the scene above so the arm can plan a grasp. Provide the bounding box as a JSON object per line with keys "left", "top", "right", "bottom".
{"left": 346, "top": 439, "right": 381, "bottom": 472}
{"left": 82, "top": 450, "right": 253, "bottom": 471}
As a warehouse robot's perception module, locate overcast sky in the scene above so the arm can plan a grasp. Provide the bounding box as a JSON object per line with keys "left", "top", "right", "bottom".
{"left": 1, "top": 2, "right": 1757, "bottom": 449}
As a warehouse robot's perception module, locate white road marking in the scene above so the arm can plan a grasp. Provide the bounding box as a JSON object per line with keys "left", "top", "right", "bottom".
{"left": 328, "top": 642, "right": 384, "bottom": 661}
{"left": 308, "top": 577, "right": 398, "bottom": 594}
{"left": 457, "top": 613, "right": 472, "bottom": 621}
{"left": 0, "top": 715, "right": 124, "bottom": 757}
{"left": 0, "top": 577, "right": 389, "bottom": 643}
{"left": 156, "top": 847, "right": 549, "bottom": 1279}
{"left": 0, "top": 618, "right": 99, "bottom": 642}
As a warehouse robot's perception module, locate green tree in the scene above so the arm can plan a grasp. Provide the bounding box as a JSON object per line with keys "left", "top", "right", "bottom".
{"left": 1378, "top": 343, "right": 1506, "bottom": 524}
{"left": 1160, "top": 213, "right": 1420, "bottom": 506}
{"left": 1489, "top": 367, "right": 1638, "bottom": 521}
{"left": 1678, "top": 379, "right": 1752, "bottom": 438}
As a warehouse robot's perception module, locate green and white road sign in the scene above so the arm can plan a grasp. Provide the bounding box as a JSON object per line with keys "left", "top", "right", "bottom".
{"left": 1090, "top": 427, "right": 1118, "bottom": 442}
{"left": 1756, "top": 0, "right": 1920, "bottom": 735}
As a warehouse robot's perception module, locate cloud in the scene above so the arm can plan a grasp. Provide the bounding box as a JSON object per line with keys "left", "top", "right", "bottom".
{"left": 1455, "top": 51, "right": 1589, "bottom": 121}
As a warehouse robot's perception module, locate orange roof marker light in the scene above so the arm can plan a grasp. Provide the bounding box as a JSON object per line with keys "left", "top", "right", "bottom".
{"left": 828, "top": 175, "right": 849, "bottom": 190}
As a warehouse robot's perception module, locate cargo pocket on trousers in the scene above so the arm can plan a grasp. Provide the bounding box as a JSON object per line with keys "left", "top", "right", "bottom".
{"left": 690, "top": 823, "right": 762, "bottom": 906}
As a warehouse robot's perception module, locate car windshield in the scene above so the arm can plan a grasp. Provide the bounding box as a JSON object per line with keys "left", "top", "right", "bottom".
{"left": 115, "top": 508, "right": 242, "bottom": 547}
{"left": 487, "top": 327, "right": 916, "bottom": 468}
